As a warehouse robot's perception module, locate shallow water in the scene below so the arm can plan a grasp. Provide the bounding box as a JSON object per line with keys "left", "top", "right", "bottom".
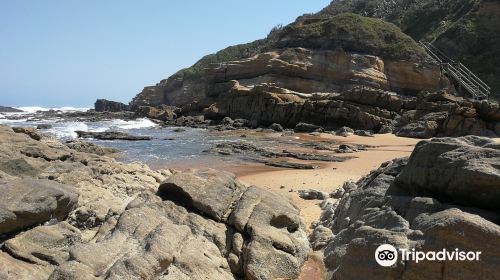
{"left": 0, "top": 108, "right": 259, "bottom": 168}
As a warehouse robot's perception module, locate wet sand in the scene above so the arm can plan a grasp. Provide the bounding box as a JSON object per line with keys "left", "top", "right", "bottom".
{"left": 233, "top": 133, "right": 421, "bottom": 231}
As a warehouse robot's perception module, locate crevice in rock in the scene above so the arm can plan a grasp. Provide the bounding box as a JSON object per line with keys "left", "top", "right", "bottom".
{"left": 1, "top": 245, "right": 38, "bottom": 265}
{"left": 156, "top": 183, "right": 194, "bottom": 210}
{"left": 271, "top": 241, "right": 295, "bottom": 256}
{"left": 270, "top": 214, "right": 299, "bottom": 233}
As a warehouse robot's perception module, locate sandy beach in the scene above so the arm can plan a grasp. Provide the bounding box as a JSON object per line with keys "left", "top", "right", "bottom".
{"left": 233, "top": 133, "right": 421, "bottom": 230}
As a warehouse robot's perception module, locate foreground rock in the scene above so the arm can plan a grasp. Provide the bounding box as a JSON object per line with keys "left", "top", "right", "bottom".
{"left": 311, "top": 136, "right": 500, "bottom": 279}
{"left": 50, "top": 169, "right": 309, "bottom": 280}
{"left": 395, "top": 136, "right": 500, "bottom": 211}
{"left": 0, "top": 178, "right": 78, "bottom": 235}
{"left": 12, "top": 126, "right": 42, "bottom": 140}
{"left": 0, "top": 125, "right": 309, "bottom": 279}
{"left": 158, "top": 169, "right": 246, "bottom": 222}
{"left": 76, "top": 130, "right": 152, "bottom": 141}
{"left": 298, "top": 189, "right": 329, "bottom": 200}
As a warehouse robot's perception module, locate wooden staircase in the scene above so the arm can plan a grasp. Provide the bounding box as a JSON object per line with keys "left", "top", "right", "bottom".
{"left": 419, "top": 41, "right": 490, "bottom": 100}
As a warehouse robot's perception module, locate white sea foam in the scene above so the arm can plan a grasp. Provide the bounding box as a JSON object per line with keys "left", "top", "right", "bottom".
{"left": 47, "top": 122, "right": 89, "bottom": 139}
{"left": 43, "top": 118, "right": 157, "bottom": 139}
{"left": 108, "top": 118, "right": 157, "bottom": 130}
{"left": 0, "top": 118, "right": 29, "bottom": 124}
{"left": 14, "top": 106, "right": 90, "bottom": 114}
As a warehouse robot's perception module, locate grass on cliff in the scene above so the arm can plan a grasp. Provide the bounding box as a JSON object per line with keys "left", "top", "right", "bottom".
{"left": 175, "top": 13, "right": 424, "bottom": 80}
{"left": 311, "top": 0, "right": 481, "bottom": 41}
{"left": 177, "top": 39, "right": 267, "bottom": 79}
{"left": 273, "top": 13, "right": 425, "bottom": 60}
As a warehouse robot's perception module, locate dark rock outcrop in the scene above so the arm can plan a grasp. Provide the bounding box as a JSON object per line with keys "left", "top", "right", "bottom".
{"left": 75, "top": 131, "right": 152, "bottom": 141}
{"left": 207, "top": 141, "right": 353, "bottom": 164}
{"left": 36, "top": 124, "right": 53, "bottom": 130}
{"left": 294, "top": 123, "right": 324, "bottom": 133}
{"left": 0, "top": 106, "right": 23, "bottom": 113}
{"left": 94, "top": 99, "right": 129, "bottom": 112}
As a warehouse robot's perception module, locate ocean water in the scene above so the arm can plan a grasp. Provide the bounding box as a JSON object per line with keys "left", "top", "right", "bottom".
{"left": 0, "top": 107, "right": 245, "bottom": 168}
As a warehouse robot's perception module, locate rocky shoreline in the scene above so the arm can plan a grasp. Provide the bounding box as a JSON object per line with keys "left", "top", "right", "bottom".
{"left": 0, "top": 125, "right": 310, "bottom": 279}
{"left": 0, "top": 119, "right": 498, "bottom": 279}
{"left": 2, "top": 1, "right": 500, "bottom": 278}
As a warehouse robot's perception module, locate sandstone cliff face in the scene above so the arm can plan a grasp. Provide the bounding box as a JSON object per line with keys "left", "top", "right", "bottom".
{"left": 129, "top": 13, "right": 439, "bottom": 110}
{"left": 130, "top": 48, "right": 444, "bottom": 108}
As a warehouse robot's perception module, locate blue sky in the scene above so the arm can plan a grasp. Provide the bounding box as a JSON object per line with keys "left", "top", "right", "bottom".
{"left": 0, "top": 0, "right": 330, "bottom": 107}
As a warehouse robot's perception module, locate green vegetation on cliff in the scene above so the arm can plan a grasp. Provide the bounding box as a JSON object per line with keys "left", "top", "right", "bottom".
{"left": 176, "top": 13, "right": 424, "bottom": 80}
{"left": 272, "top": 13, "right": 424, "bottom": 60}
{"left": 179, "top": 39, "right": 268, "bottom": 79}
{"left": 307, "top": 0, "right": 499, "bottom": 100}
{"left": 311, "top": 0, "right": 481, "bottom": 41}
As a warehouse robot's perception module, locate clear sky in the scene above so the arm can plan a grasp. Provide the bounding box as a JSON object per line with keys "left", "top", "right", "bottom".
{"left": 0, "top": 0, "right": 330, "bottom": 107}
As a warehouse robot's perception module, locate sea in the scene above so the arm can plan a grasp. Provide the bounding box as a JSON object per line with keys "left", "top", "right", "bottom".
{"left": 0, "top": 107, "right": 249, "bottom": 169}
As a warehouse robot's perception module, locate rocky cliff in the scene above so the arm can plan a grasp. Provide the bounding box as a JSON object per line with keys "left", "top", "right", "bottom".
{"left": 129, "top": 13, "right": 439, "bottom": 110}
{"left": 128, "top": 10, "right": 499, "bottom": 137}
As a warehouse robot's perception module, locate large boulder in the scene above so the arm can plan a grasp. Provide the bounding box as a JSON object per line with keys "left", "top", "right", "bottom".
{"left": 394, "top": 136, "right": 500, "bottom": 211}
{"left": 158, "top": 169, "right": 247, "bottom": 222}
{"left": 156, "top": 169, "right": 310, "bottom": 279}
{"left": 228, "top": 186, "right": 309, "bottom": 279}
{"left": 0, "top": 178, "right": 78, "bottom": 235}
